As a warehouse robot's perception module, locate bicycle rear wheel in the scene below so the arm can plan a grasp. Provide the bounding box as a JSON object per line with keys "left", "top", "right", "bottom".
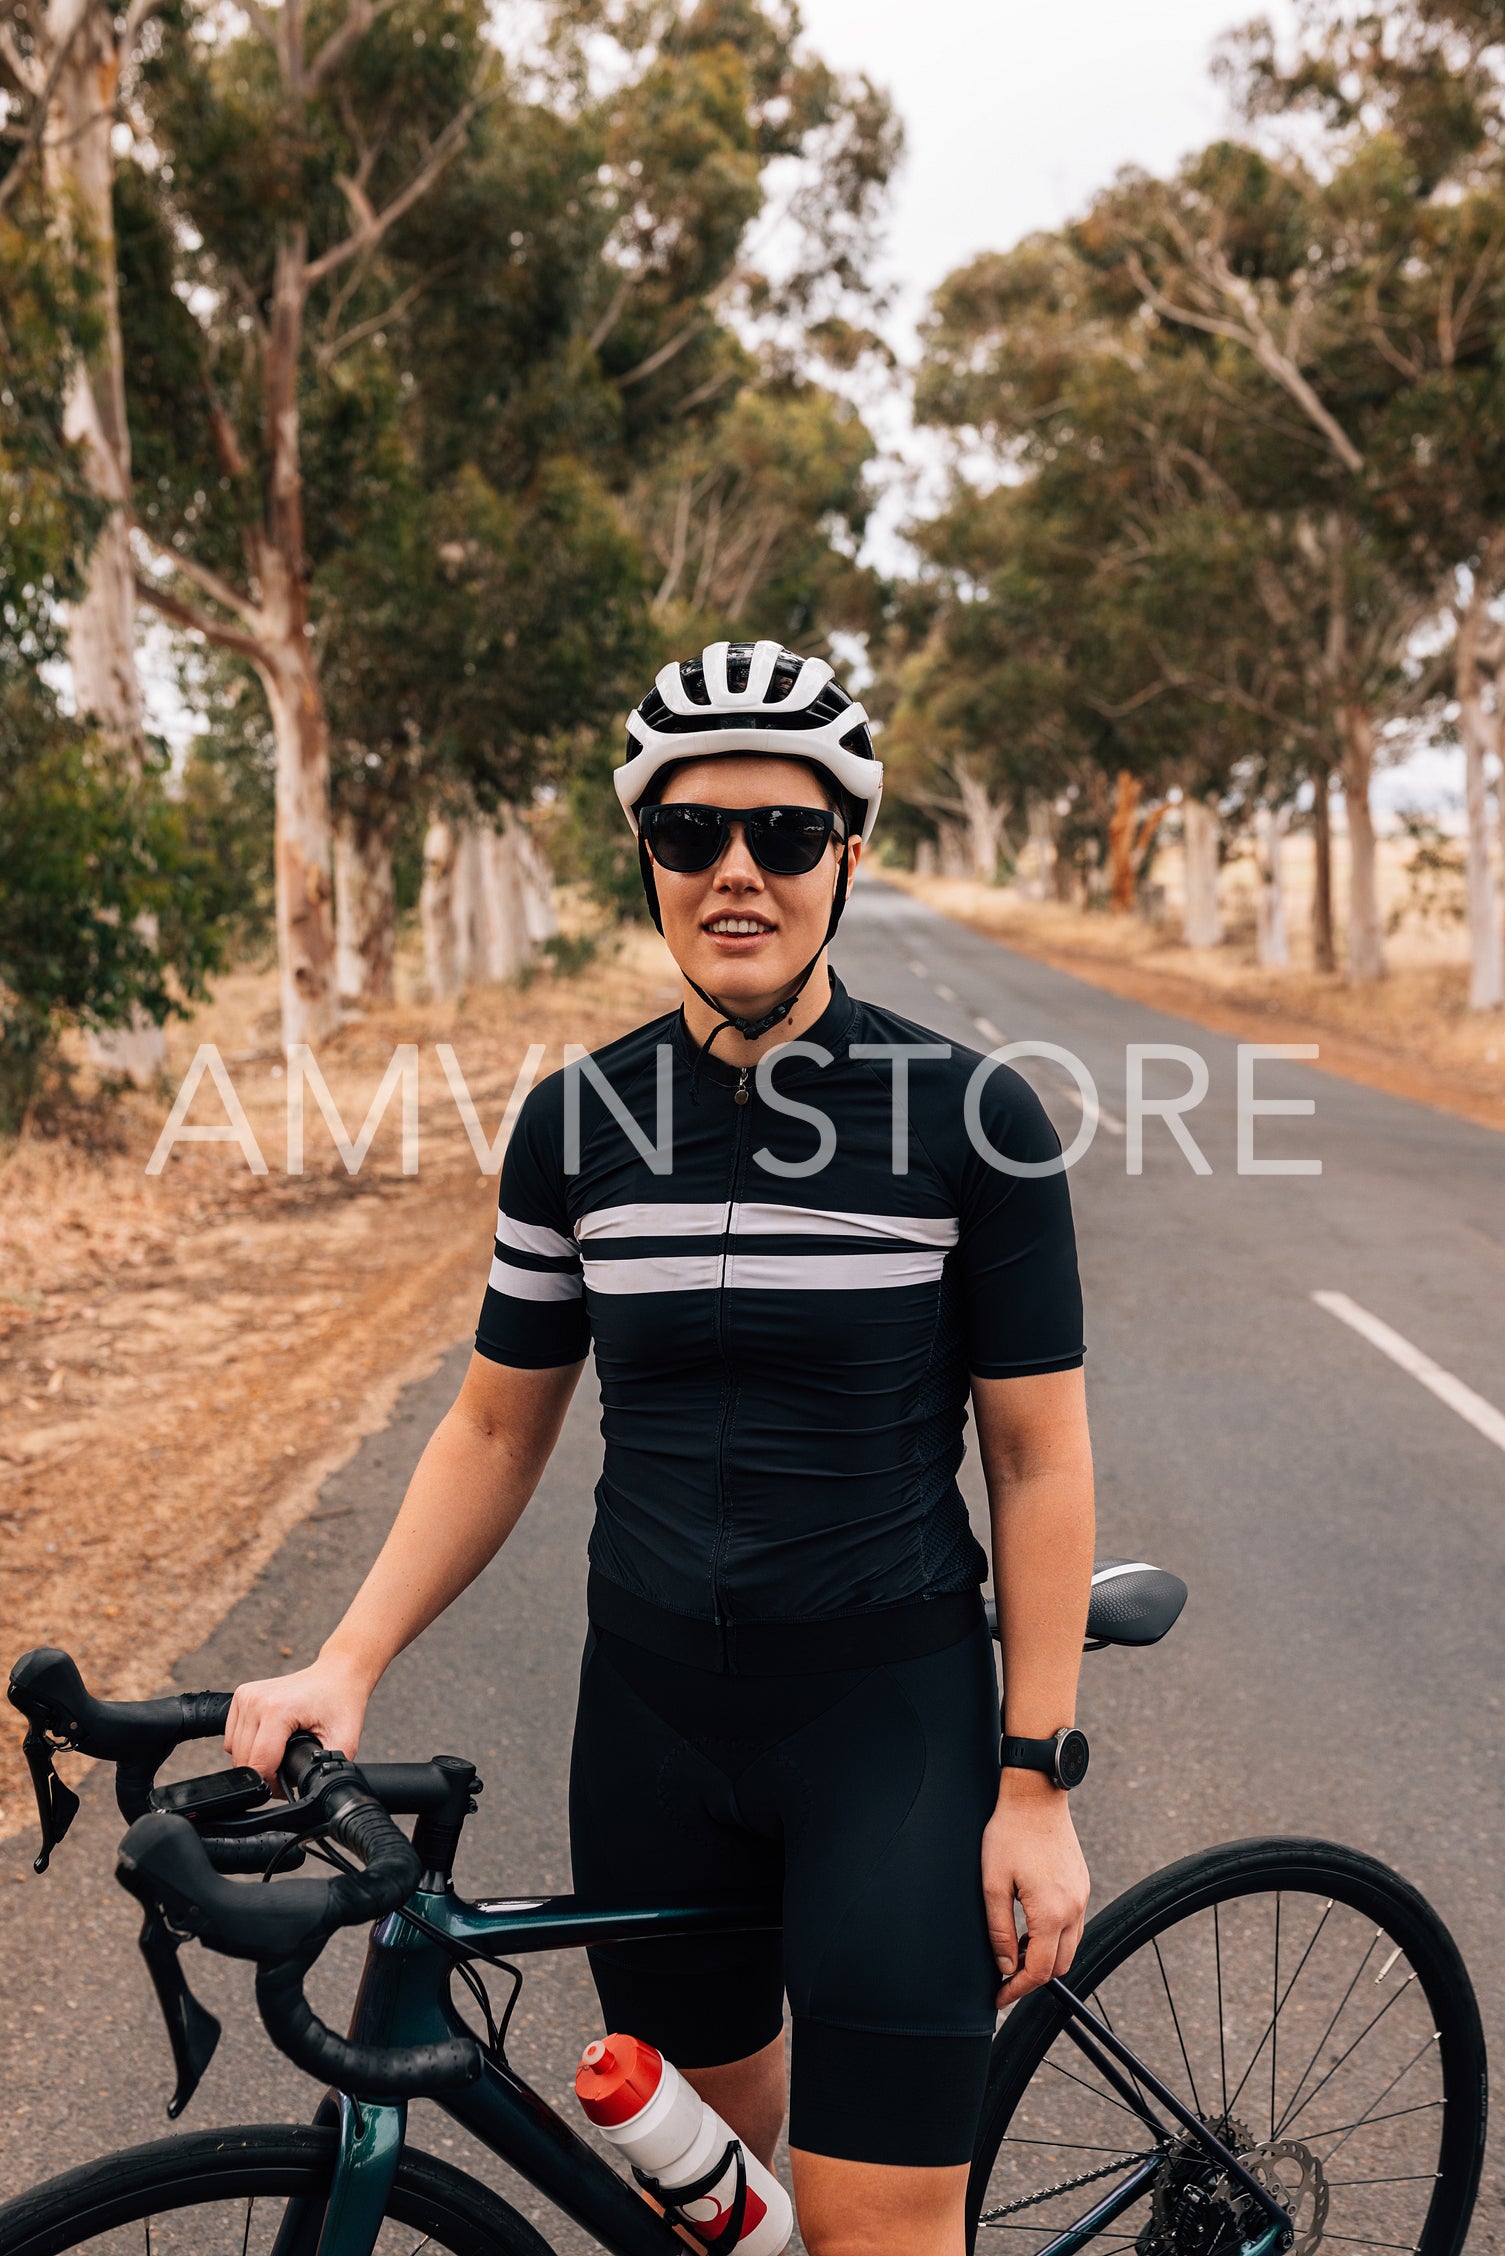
{"left": 967, "top": 1837, "right": 1486, "bottom": 2256}
{"left": 0, "top": 2124, "right": 556, "bottom": 2256}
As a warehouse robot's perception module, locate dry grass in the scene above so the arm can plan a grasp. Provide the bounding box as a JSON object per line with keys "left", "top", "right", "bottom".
{"left": 886, "top": 834, "right": 1505, "bottom": 1135}
{"left": 0, "top": 917, "right": 677, "bottom": 1841}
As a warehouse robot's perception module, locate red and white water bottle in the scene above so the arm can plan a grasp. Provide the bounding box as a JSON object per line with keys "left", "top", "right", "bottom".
{"left": 575, "top": 2033, "right": 792, "bottom": 2254}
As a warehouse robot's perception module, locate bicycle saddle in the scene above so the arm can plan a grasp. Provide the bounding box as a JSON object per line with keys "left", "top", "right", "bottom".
{"left": 985, "top": 1558, "right": 1188, "bottom": 1649}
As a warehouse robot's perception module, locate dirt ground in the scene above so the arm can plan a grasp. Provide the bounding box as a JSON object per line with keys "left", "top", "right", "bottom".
{"left": 886, "top": 855, "right": 1505, "bottom": 1138}
{"left": 0, "top": 923, "right": 676, "bottom": 1844}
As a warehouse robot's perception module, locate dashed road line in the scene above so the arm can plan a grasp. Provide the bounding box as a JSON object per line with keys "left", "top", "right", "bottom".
{"left": 1313, "top": 1291, "right": 1505, "bottom": 1457}
{"left": 974, "top": 1016, "right": 1004, "bottom": 1047}
{"left": 907, "top": 958, "right": 928, "bottom": 978}
{"left": 934, "top": 982, "right": 958, "bottom": 1004}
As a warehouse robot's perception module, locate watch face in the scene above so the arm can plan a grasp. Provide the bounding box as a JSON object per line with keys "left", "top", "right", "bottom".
{"left": 1056, "top": 1729, "right": 1090, "bottom": 1790}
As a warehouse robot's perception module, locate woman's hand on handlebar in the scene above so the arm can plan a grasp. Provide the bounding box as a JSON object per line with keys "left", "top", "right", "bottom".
{"left": 225, "top": 1649, "right": 373, "bottom": 1787}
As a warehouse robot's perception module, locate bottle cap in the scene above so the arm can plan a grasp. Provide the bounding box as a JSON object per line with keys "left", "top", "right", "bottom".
{"left": 575, "top": 2032, "right": 665, "bottom": 2126}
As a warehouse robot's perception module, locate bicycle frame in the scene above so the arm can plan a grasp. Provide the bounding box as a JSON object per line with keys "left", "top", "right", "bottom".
{"left": 289, "top": 1887, "right": 778, "bottom": 2256}
{"left": 290, "top": 1889, "right": 1292, "bottom": 2256}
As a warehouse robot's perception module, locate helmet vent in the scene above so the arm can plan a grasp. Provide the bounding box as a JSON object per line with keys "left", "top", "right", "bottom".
{"left": 766, "top": 651, "right": 802, "bottom": 703}
{"left": 679, "top": 659, "right": 710, "bottom": 706}
{"left": 725, "top": 642, "right": 755, "bottom": 694}
{"left": 838, "top": 722, "right": 874, "bottom": 759}
{"left": 638, "top": 687, "right": 672, "bottom": 727}
{"left": 805, "top": 682, "right": 852, "bottom": 722}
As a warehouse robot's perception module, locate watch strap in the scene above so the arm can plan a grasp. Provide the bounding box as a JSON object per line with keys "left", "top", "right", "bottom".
{"left": 1001, "top": 1734, "right": 1060, "bottom": 1778}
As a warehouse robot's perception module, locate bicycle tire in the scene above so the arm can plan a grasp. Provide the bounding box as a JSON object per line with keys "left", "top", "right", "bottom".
{"left": 0, "top": 2123, "right": 559, "bottom": 2256}
{"left": 967, "top": 1836, "right": 1487, "bottom": 2256}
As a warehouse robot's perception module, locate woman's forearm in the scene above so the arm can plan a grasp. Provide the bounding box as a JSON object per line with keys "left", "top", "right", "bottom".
{"left": 991, "top": 1462, "right": 1094, "bottom": 1737}
{"left": 973, "top": 1368, "right": 1095, "bottom": 1741}
{"left": 320, "top": 1356, "right": 583, "bottom": 1692}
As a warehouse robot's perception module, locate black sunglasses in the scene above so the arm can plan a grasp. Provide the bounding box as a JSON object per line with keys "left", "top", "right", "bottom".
{"left": 641, "top": 802, "right": 845, "bottom": 877}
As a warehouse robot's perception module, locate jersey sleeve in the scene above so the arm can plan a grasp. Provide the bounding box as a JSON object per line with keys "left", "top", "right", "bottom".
{"left": 951, "top": 1062, "right": 1085, "bottom": 1380}
{"left": 474, "top": 1072, "right": 591, "bottom": 1370}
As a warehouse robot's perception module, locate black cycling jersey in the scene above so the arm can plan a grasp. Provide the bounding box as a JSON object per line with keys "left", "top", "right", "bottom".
{"left": 476, "top": 975, "right": 1083, "bottom": 1666}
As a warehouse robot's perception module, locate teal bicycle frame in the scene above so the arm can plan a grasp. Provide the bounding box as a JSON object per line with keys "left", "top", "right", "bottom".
{"left": 287, "top": 1888, "right": 1292, "bottom": 2256}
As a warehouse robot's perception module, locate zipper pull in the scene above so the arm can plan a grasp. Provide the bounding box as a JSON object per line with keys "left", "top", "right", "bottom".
{"left": 733, "top": 1067, "right": 750, "bottom": 1107}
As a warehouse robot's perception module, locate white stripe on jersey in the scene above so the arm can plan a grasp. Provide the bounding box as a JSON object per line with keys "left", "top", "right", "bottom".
{"left": 488, "top": 1254, "right": 584, "bottom": 1301}
{"left": 725, "top": 1249, "right": 947, "bottom": 1292}
{"left": 581, "top": 1253, "right": 724, "bottom": 1295}
{"left": 575, "top": 1202, "right": 728, "bottom": 1241}
{"left": 496, "top": 1209, "right": 578, "bottom": 1263}
{"left": 577, "top": 1248, "right": 947, "bottom": 1295}
{"left": 574, "top": 1201, "right": 958, "bottom": 1247}
{"left": 730, "top": 1203, "right": 958, "bottom": 1247}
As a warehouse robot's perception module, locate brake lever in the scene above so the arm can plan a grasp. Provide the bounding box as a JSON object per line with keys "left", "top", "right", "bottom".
{"left": 119, "top": 1871, "right": 223, "bottom": 2120}
{"left": 22, "top": 1727, "right": 80, "bottom": 1875}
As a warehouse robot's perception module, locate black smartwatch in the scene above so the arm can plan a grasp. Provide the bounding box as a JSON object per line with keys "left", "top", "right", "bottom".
{"left": 1001, "top": 1727, "right": 1090, "bottom": 1791}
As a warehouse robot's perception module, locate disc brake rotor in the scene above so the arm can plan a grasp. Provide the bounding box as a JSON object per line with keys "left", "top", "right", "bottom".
{"left": 1139, "top": 2118, "right": 1328, "bottom": 2256}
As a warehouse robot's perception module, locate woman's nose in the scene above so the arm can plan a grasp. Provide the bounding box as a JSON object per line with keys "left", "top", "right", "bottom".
{"left": 715, "top": 823, "right": 763, "bottom": 886}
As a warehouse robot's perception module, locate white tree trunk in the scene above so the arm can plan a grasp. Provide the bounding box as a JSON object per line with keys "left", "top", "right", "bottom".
{"left": 1341, "top": 708, "right": 1386, "bottom": 983}
{"left": 43, "top": 0, "right": 142, "bottom": 743}
{"left": 1253, "top": 805, "right": 1290, "bottom": 968}
{"left": 421, "top": 818, "right": 459, "bottom": 1001}
{"left": 937, "top": 822, "right": 970, "bottom": 878}
{"left": 914, "top": 839, "right": 937, "bottom": 878}
{"left": 478, "top": 823, "right": 531, "bottom": 982}
{"left": 1181, "top": 798, "right": 1224, "bottom": 948}
{"left": 258, "top": 641, "right": 340, "bottom": 1047}
{"left": 1025, "top": 798, "right": 1056, "bottom": 900}
{"left": 451, "top": 826, "right": 486, "bottom": 989}
{"left": 1454, "top": 588, "right": 1505, "bottom": 1011}
{"left": 334, "top": 811, "right": 396, "bottom": 1005}
{"left": 515, "top": 813, "right": 559, "bottom": 945}
{"left": 953, "top": 760, "right": 1010, "bottom": 881}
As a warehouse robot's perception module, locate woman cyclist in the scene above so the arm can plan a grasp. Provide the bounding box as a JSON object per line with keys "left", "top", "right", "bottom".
{"left": 227, "top": 640, "right": 1095, "bottom": 2256}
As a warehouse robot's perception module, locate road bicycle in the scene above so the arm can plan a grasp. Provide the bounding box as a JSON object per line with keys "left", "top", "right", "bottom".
{"left": 0, "top": 1560, "right": 1487, "bottom": 2256}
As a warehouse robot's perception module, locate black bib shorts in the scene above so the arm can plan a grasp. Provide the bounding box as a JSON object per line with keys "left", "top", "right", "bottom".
{"left": 568, "top": 1614, "right": 1004, "bottom": 2167}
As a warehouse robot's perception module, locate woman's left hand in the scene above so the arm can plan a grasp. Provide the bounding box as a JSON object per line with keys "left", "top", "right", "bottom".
{"left": 982, "top": 1772, "right": 1091, "bottom": 2008}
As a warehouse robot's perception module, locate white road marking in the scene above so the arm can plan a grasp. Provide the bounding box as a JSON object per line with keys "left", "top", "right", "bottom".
{"left": 907, "top": 958, "right": 928, "bottom": 977}
{"left": 934, "top": 982, "right": 958, "bottom": 1003}
{"left": 975, "top": 1016, "right": 1004, "bottom": 1046}
{"left": 1313, "top": 1291, "right": 1505, "bottom": 1457}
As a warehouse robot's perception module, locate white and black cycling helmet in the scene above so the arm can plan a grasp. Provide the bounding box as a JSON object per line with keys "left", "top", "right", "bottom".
{"left": 617, "top": 640, "right": 883, "bottom": 1063}
{"left": 616, "top": 639, "right": 883, "bottom": 845}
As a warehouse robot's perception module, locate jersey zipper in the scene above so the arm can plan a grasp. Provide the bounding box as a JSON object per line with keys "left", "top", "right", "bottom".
{"left": 709, "top": 1068, "right": 752, "bottom": 1649}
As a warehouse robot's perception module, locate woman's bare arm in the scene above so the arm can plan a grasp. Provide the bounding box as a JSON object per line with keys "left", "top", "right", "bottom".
{"left": 972, "top": 1365, "right": 1095, "bottom": 2006}
{"left": 226, "top": 1352, "right": 583, "bottom": 1781}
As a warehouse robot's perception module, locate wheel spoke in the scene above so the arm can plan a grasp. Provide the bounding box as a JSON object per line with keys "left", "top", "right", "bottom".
{"left": 1297, "top": 2095, "right": 1443, "bottom": 2143}
{"left": 242, "top": 2195, "right": 256, "bottom": 2256}
{"left": 1272, "top": 1922, "right": 1382, "bottom": 2132}
{"left": 1276, "top": 1971, "right": 1419, "bottom": 2136}
{"left": 1040, "top": 2055, "right": 1153, "bottom": 2125}
{"left": 1213, "top": 1902, "right": 1227, "bottom": 2119}
{"left": 1150, "top": 1936, "right": 1202, "bottom": 2119}
{"left": 1316, "top": 2031, "right": 1443, "bottom": 2164}
{"left": 1270, "top": 1892, "right": 1280, "bottom": 2141}
{"left": 1224, "top": 1895, "right": 1335, "bottom": 2122}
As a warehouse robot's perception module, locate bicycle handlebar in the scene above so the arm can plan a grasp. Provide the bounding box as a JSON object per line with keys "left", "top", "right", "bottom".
{"left": 116, "top": 1747, "right": 483, "bottom": 2098}
{"left": 9, "top": 1648, "right": 485, "bottom": 2104}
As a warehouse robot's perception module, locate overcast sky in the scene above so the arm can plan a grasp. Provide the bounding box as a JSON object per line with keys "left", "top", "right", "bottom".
{"left": 798, "top": 0, "right": 1293, "bottom": 333}
{"left": 797, "top": 0, "right": 1457, "bottom": 819}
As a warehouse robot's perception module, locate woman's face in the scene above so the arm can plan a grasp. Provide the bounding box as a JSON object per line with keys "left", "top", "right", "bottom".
{"left": 648, "top": 755, "right": 861, "bottom": 1005}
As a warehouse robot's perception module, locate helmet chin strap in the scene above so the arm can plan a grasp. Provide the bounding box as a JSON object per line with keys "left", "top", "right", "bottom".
{"left": 685, "top": 835, "right": 850, "bottom": 1102}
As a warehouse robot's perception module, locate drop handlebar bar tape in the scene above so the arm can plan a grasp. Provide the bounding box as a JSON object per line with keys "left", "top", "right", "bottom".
{"left": 256, "top": 1946, "right": 482, "bottom": 2098}
{"left": 8, "top": 1648, "right": 231, "bottom": 1759}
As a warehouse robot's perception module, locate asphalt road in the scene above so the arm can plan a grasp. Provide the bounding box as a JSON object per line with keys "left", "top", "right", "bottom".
{"left": 3, "top": 878, "right": 1503, "bottom": 2250}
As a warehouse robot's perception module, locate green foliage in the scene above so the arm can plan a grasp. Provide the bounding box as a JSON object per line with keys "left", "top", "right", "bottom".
{"left": 566, "top": 731, "right": 651, "bottom": 921}
{"left": 0, "top": 213, "right": 105, "bottom": 664}
{"left": 175, "top": 659, "right": 278, "bottom": 959}
{"left": 0, "top": 683, "right": 225, "bottom": 1128}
